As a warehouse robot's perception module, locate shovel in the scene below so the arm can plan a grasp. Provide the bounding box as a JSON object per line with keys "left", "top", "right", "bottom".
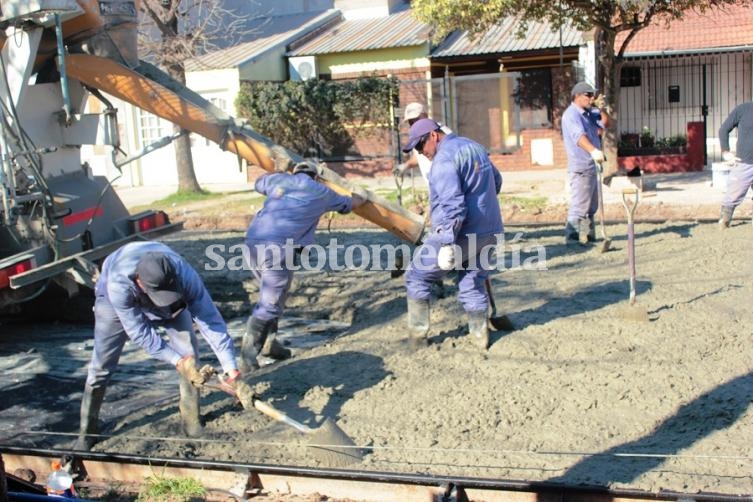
{"left": 484, "top": 277, "right": 515, "bottom": 332}
{"left": 199, "top": 367, "right": 363, "bottom": 467}
{"left": 619, "top": 188, "right": 649, "bottom": 322}
{"left": 595, "top": 161, "right": 612, "bottom": 252}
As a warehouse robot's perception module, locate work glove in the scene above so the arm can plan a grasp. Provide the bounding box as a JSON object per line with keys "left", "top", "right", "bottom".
{"left": 437, "top": 245, "right": 455, "bottom": 271}
{"left": 590, "top": 149, "right": 605, "bottom": 163}
{"left": 593, "top": 94, "right": 606, "bottom": 109}
{"left": 722, "top": 151, "right": 740, "bottom": 163}
{"left": 176, "top": 355, "right": 205, "bottom": 387}
{"left": 392, "top": 162, "right": 409, "bottom": 177}
{"left": 218, "top": 370, "right": 256, "bottom": 409}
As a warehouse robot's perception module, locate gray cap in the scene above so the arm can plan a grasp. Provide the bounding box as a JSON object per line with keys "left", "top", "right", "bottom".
{"left": 292, "top": 161, "right": 319, "bottom": 178}
{"left": 571, "top": 81, "right": 597, "bottom": 97}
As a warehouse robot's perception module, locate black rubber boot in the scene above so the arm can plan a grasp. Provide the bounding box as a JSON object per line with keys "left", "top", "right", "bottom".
{"left": 73, "top": 385, "right": 106, "bottom": 451}
{"left": 587, "top": 215, "right": 596, "bottom": 242}
{"left": 564, "top": 220, "right": 580, "bottom": 245}
{"left": 179, "top": 376, "right": 202, "bottom": 438}
{"left": 407, "top": 298, "right": 430, "bottom": 348}
{"left": 467, "top": 310, "right": 489, "bottom": 350}
{"left": 261, "top": 335, "right": 292, "bottom": 360}
{"left": 241, "top": 317, "right": 291, "bottom": 370}
{"left": 578, "top": 217, "right": 591, "bottom": 245}
{"left": 719, "top": 205, "right": 735, "bottom": 229}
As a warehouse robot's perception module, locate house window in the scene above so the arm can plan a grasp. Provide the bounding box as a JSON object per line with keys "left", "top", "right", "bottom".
{"left": 514, "top": 69, "right": 552, "bottom": 128}
{"left": 138, "top": 109, "right": 168, "bottom": 147}
{"left": 193, "top": 95, "right": 229, "bottom": 147}
{"left": 621, "top": 66, "right": 641, "bottom": 87}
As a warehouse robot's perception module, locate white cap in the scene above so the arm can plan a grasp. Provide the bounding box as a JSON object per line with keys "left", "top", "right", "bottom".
{"left": 403, "top": 102, "right": 425, "bottom": 123}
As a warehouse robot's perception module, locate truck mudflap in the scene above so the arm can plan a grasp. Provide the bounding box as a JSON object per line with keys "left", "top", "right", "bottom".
{"left": 63, "top": 53, "right": 425, "bottom": 245}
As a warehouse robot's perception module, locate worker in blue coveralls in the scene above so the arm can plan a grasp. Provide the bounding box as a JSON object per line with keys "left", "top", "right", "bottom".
{"left": 401, "top": 118, "right": 503, "bottom": 351}
{"left": 241, "top": 161, "right": 365, "bottom": 372}
{"left": 561, "top": 81, "right": 610, "bottom": 245}
{"left": 74, "top": 241, "right": 243, "bottom": 451}
{"left": 718, "top": 101, "right": 753, "bottom": 228}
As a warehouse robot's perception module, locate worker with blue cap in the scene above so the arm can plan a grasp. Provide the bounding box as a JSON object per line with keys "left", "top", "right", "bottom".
{"left": 401, "top": 118, "right": 503, "bottom": 350}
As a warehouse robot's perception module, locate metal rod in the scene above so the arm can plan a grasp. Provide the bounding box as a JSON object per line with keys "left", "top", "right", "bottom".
{"left": 53, "top": 14, "right": 72, "bottom": 125}
{"left": 2, "top": 446, "right": 751, "bottom": 501}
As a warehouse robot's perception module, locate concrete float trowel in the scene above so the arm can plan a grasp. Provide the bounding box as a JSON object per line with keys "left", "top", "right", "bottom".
{"left": 197, "top": 366, "right": 363, "bottom": 467}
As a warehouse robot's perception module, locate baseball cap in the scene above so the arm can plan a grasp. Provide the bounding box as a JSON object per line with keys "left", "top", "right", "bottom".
{"left": 403, "top": 118, "right": 440, "bottom": 152}
{"left": 292, "top": 161, "right": 318, "bottom": 178}
{"left": 135, "top": 252, "right": 182, "bottom": 307}
{"left": 571, "top": 81, "right": 597, "bottom": 97}
{"left": 402, "top": 102, "right": 425, "bottom": 123}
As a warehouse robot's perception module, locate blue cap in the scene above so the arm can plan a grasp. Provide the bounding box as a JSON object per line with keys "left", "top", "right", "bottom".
{"left": 403, "top": 118, "right": 440, "bottom": 153}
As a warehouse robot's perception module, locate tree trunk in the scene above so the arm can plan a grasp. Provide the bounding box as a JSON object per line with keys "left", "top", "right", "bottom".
{"left": 598, "top": 28, "right": 621, "bottom": 181}
{"left": 166, "top": 64, "right": 202, "bottom": 193}
{"left": 174, "top": 125, "right": 202, "bottom": 193}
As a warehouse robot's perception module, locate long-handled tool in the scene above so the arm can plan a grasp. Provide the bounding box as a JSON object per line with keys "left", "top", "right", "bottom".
{"left": 484, "top": 277, "right": 515, "bottom": 332}
{"left": 199, "top": 367, "right": 363, "bottom": 467}
{"left": 596, "top": 161, "right": 612, "bottom": 252}
{"left": 620, "top": 188, "right": 649, "bottom": 322}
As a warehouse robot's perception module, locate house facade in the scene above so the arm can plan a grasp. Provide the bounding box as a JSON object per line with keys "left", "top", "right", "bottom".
{"left": 616, "top": 4, "right": 753, "bottom": 168}
{"left": 87, "top": 1, "right": 753, "bottom": 187}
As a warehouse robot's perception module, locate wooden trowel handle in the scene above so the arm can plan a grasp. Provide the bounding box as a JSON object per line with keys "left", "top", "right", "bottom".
{"left": 252, "top": 398, "right": 313, "bottom": 434}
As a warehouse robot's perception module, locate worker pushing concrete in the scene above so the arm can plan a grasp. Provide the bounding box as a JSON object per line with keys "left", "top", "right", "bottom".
{"left": 74, "top": 241, "right": 245, "bottom": 450}
{"left": 240, "top": 161, "right": 365, "bottom": 372}
{"left": 401, "top": 118, "right": 503, "bottom": 350}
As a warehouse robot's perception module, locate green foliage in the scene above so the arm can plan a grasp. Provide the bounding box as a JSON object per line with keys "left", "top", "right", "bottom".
{"left": 655, "top": 134, "right": 687, "bottom": 148}
{"left": 235, "top": 76, "right": 399, "bottom": 158}
{"left": 412, "top": 0, "right": 740, "bottom": 43}
{"left": 501, "top": 194, "right": 548, "bottom": 212}
{"left": 137, "top": 474, "right": 206, "bottom": 502}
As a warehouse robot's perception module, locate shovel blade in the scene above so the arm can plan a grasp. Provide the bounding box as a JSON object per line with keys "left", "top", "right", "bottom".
{"left": 307, "top": 418, "right": 364, "bottom": 467}
{"left": 489, "top": 315, "right": 515, "bottom": 332}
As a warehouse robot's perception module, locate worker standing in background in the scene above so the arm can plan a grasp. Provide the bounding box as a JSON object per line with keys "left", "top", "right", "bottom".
{"left": 241, "top": 162, "right": 365, "bottom": 372}
{"left": 561, "top": 82, "right": 610, "bottom": 245}
{"left": 718, "top": 101, "right": 753, "bottom": 228}
{"left": 401, "top": 118, "right": 503, "bottom": 351}
{"left": 392, "top": 102, "right": 453, "bottom": 183}
{"left": 74, "top": 241, "right": 243, "bottom": 451}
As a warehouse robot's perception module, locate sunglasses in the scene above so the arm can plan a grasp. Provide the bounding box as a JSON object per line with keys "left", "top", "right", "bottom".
{"left": 415, "top": 132, "right": 432, "bottom": 154}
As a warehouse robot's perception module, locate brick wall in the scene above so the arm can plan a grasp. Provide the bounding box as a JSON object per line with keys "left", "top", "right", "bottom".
{"left": 490, "top": 128, "right": 567, "bottom": 171}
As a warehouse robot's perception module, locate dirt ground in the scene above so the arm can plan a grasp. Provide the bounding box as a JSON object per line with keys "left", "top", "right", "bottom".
{"left": 81, "top": 196, "right": 753, "bottom": 497}
{"left": 3, "top": 174, "right": 753, "bottom": 499}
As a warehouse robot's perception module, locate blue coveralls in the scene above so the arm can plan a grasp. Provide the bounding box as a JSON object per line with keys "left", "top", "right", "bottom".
{"left": 86, "top": 241, "right": 237, "bottom": 388}
{"left": 245, "top": 172, "right": 353, "bottom": 321}
{"left": 562, "top": 103, "right": 604, "bottom": 237}
{"left": 405, "top": 133, "right": 503, "bottom": 313}
{"left": 719, "top": 101, "right": 753, "bottom": 209}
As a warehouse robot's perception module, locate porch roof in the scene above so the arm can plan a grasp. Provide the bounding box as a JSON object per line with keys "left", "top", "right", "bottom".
{"left": 431, "top": 17, "right": 584, "bottom": 58}
{"left": 619, "top": 4, "right": 753, "bottom": 56}
{"left": 185, "top": 10, "right": 340, "bottom": 71}
{"left": 287, "top": 7, "right": 431, "bottom": 56}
